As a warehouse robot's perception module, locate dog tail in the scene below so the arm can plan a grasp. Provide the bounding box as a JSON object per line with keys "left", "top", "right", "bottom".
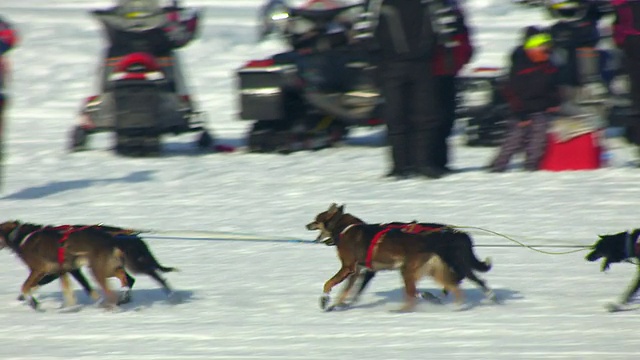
{"left": 150, "top": 254, "right": 179, "bottom": 273}
{"left": 136, "top": 240, "right": 180, "bottom": 273}
{"left": 157, "top": 264, "right": 179, "bottom": 273}
{"left": 148, "top": 254, "right": 178, "bottom": 272}
{"left": 463, "top": 233, "right": 492, "bottom": 272}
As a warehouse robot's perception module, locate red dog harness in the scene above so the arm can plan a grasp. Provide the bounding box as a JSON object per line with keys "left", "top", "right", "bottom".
{"left": 19, "top": 225, "right": 92, "bottom": 265}
{"left": 362, "top": 223, "right": 447, "bottom": 269}
{"left": 51, "top": 225, "right": 93, "bottom": 265}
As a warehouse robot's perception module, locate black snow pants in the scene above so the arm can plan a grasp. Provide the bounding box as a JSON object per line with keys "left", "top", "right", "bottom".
{"left": 380, "top": 60, "right": 441, "bottom": 173}
{"left": 622, "top": 36, "right": 640, "bottom": 145}
{"left": 433, "top": 75, "right": 457, "bottom": 168}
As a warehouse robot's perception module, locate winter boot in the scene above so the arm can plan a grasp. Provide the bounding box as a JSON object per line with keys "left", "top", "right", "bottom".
{"left": 412, "top": 130, "right": 445, "bottom": 179}
{"left": 387, "top": 133, "right": 412, "bottom": 178}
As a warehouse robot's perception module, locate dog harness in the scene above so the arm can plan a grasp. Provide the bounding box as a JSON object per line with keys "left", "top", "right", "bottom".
{"left": 50, "top": 225, "right": 92, "bottom": 265}
{"left": 18, "top": 225, "right": 92, "bottom": 265}
{"left": 625, "top": 231, "right": 640, "bottom": 258}
{"left": 364, "top": 223, "right": 447, "bottom": 269}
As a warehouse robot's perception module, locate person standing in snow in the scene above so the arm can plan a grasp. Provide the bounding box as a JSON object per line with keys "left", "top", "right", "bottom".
{"left": 356, "top": 0, "right": 443, "bottom": 179}
{"left": 430, "top": 0, "right": 474, "bottom": 173}
{"left": 0, "top": 15, "right": 17, "bottom": 134}
{"left": 611, "top": 0, "right": 640, "bottom": 158}
{"left": 489, "top": 28, "right": 561, "bottom": 172}
{"left": 0, "top": 15, "right": 17, "bottom": 189}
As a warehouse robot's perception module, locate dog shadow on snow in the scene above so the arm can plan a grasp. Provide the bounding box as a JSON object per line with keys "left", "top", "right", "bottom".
{"left": 356, "top": 286, "right": 524, "bottom": 311}
{"left": 3, "top": 170, "right": 155, "bottom": 200}
{"left": 37, "top": 287, "right": 195, "bottom": 312}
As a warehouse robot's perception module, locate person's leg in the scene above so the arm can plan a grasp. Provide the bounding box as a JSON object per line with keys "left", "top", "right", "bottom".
{"left": 622, "top": 44, "right": 640, "bottom": 159}
{"left": 0, "top": 98, "right": 4, "bottom": 137}
{"left": 381, "top": 63, "right": 411, "bottom": 177}
{"left": 489, "top": 119, "right": 526, "bottom": 172}
{"left": 433, "top": 75, "right": 457, "bottom": 170}
{"left": 408, "top": 62, "right": 444, "bottom": 178}
{"left": 523, "top": 112, "right": 549, "bottom": 171}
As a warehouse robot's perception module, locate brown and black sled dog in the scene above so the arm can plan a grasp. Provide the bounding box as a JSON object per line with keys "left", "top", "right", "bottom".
{"left": 0, "top": 221, "right": 128, "bottom": 310}
{"left": 33, "top": 224, "right": 178, "bottom": 304}
{"left": 586, "top": 229, "right": 640, "bottom": 312}
{"left": 306, "top": 204, "right": 496, "bottom": 311}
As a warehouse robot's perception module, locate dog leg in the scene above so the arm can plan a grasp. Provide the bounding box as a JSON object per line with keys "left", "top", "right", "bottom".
{"left": 59, "top": 273, "right": 77, "bottom": 307}
{"left": 398, "top": 268, "right": 418, "bottom": 312}
{"left": 20, "top": 271, "right": 45, "bottom": 311}
{"left": 70, "top": 269, "right": 99, "bottom": 301}
{"left": 351, "top": 269, "right": 376, "bottom": 306}
{"left": 114, "top": 268, "right": 132, "bottom": 305}
{"left": 465, "top": 270, "right": 497, "bottom": 303}
{"left": 330, "top": 272, "right": 360, "bottom": 310}
{"left": 607, "top": 268, "right": 640, "bottom": 312}
{"left": 89, "top": 268, "right": 118, "bottom": 308}
{"left": 147, "top": 270, "right": 173, "bottom": 295}
{"left": 321, "top": 264, "right": 356, "bottom": 310}
{"left": 622, "top": 269, "right": 640, "bottom": 304}
{"left": 432, "top": 266, "right": 466, "bottom": 310}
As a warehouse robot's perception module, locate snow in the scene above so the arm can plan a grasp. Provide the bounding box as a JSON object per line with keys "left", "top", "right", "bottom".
{"left": 1, "top": 1, "right": 640, "bottom": 359}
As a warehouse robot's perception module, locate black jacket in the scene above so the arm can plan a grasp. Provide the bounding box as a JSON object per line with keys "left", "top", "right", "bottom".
{"left": 369, "top": 0, "right": 436, "bottom": 63}
{"left": 505, "top": 47, "right": 561, "bottom": 116}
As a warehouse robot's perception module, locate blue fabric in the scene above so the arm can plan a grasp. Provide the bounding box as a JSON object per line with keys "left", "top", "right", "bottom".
{"left": 0, "top": 40, "right": 9, "bottom": 56}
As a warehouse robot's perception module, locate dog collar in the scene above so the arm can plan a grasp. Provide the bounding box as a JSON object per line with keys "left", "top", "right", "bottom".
{"left": 7, "top": 223, "right": 22, "bottom": 245}
{"left": 19, "top": 231, "right": 38, "bottom": 248}
{"left": 340, "top": 224, "right": 358, "bottom": 238}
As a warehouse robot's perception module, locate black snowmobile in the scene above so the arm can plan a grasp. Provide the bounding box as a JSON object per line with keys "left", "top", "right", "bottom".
{"left": 237, "top": 0, "right": 382, "bottom": 153}
{"left": 70, "top": 3, "right": 213, "bottom": 156}
{"left": 456, "top": 67, "right": 511, "bottom": 147}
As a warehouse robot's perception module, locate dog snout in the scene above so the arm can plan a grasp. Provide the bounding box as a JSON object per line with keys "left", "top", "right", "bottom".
{"left": 585, "top": 250, "right": 602, "bottom": 262}
{"left": 306, "top": 221, "right": 319, "bottom": 231}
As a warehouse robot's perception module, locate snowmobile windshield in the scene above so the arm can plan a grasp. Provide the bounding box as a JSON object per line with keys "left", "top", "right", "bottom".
{"left": 117, "top": 0, "right": 162, "bottom": 19}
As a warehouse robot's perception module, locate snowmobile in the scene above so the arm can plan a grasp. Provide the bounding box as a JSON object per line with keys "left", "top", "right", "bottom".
{"left": 456, "top": 67, "right": 511, "bottom": 147}
{"left": 70, "top": 2, "right": 213, "bottom": 156}
{"left": 237, "top": 0, "right": 382, "bottom": 153}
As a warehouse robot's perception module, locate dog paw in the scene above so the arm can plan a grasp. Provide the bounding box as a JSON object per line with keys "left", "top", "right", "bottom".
{"left": 26, "top": 296, "right": 41, "bottom": 311}
{"left": 605, "top": 302, "right": 622, "bottom": 312}
{"left": 453, "top": 302, "right": 472, "bottom": 312}
{"left": 320, "top": 294, "right": 331, "bottom": 310}
{"left": 167, "top": 291, "right": 183, "bottom": 305}
{"left": 419, "top": 291, "right": 442, "bottom": 304}
{"left": 326, "top": 302, "right": 350, "bottom": 312}
{"left": 484, "top": 257, "right": 493, "bottom": 267}
{"left": 486, "top": 290, "right": 499, "bottom": 303}
{"left": 117, "top": 291, "right": 132, "bottom": 305}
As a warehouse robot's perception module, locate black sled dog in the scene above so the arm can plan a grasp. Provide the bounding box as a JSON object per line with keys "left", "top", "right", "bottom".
{"left": 586, "top": 229, "right": 640, "bottom": 312}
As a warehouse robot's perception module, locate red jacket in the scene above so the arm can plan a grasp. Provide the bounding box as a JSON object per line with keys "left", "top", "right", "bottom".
{"left": 612, "top": 0, "right": 640, "bottom": 48}
{"left": 431, "top": 4, "right": 473, "bottom": 76}
{"left": 432, "top": 32, "right": 473, "bottom": 76}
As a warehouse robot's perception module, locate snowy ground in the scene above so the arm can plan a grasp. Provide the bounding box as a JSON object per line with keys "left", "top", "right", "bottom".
{"left": 1, "top": 1, "right": 640, "bottom": 359}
